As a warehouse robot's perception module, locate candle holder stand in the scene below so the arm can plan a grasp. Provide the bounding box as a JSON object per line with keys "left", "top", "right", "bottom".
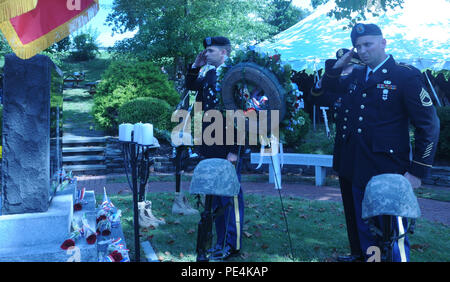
{"left": 120, "top": 138, "right": 159, "bottom": 262}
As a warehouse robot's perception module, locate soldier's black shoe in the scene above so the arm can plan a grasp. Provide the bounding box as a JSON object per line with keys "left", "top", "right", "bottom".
{"left": 337, "top": 254, "right": 364, "bottom": 262}
{"left": 210, "top": 245, "right": 240, "bottom": 260}
{"left": 207, "top": 245, "right": 222, "bottom": 255}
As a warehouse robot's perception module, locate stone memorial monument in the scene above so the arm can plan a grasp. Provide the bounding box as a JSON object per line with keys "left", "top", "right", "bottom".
{"left": 1, "top": 54, "right": 54, "bottom": 214}
{"left": 0, "top": 54, "right": 98, "bottom": 261}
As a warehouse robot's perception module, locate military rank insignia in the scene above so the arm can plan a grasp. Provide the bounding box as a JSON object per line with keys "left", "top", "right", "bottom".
{"left": 420, "top": 88, "right": 433, "bottom": 107}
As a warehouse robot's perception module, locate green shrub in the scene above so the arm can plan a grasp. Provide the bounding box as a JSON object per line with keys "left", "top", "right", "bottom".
{"left": 295, "top": 124, "right": 335, "bottom": 155}
{"left": 436, "top": 106, "right": 450, "bottom": 161}
{"left": 118, "top": 97, "right": 174, "bottom": 135}
{"left": 93, "top": 60, "right": 179, "bottom": 133}
{"left": 282, "top": 109, "right": 311, "bottom": 146}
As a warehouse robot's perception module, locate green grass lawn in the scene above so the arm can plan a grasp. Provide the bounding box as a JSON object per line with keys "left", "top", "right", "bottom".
{"left": 107, "top": 173, "right": 322, "bottom": 185}
{"left": 60, "top": 51, "right": 112, "bottom": 83}
{"left": 61, "top": 51, "right": 112, "bottom": 133}
{"left": 415, "top": 187, "right": 450, "bottom": 202}
{"left": 99, "top": 192, "right": 450, "bottom": 262}
{"left": 107, "top": 174, "right": 449, "bottom": 203}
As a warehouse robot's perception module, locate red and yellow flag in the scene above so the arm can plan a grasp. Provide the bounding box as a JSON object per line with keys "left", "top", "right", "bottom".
{"left": 0, "top": 0, "right": 99, "bottom": 59}
{"left": 0, "top": 0, "right": 37, "bottom": 22}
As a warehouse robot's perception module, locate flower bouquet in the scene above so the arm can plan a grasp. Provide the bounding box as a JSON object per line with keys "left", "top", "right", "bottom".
{"left": 81, "top": 213, "right": 97, "bottom": 245}
{"left": 63, "top": 170, "right": 75, "bottom": 184}
{"left": 96, "top": 218, "right": 111, "bottom": 236}
{"left": 99, "top": 238, "right": 130, "bottom": 262}
{"left": 74, "top": 187, "right": 86, "bottom": 211}
{"left": 60, "top": 219, "right": 82, "bottom": 250}
{"left": 96, "top": 187, "right": 122, "bottom": 236}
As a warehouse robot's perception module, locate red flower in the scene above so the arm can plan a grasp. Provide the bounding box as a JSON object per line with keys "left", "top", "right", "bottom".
{"left": 86, "top": 234, "right": 97, "bottom": 245}
{"left": 109, "top": 251, "right": 123, "bottom": 262}
{"left": 102, "top": 229, "right": 111, "bottom": 236}
{"left": 96, "top": 215, "right": 107, "bottom": 224}
{"left": 74, "top": 203, "right": 82, "bottom": 211}
{"left": 60, "top": 239, "right": 75, "bottom": 250}
{"left": 272, "top": 54, "right": 280, "bottom": 62}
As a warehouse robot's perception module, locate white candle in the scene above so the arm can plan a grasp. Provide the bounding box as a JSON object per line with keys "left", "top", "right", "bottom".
{"left": 133, "top": 123, "right": 143, "bottom": 143}
{"left": 140, "top": 123, "right": 154, "bottom": 145}
{"left": 119, "top": 123, "right": 133, "bottom": 141}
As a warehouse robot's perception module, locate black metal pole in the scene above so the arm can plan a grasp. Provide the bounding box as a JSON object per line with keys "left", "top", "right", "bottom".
{"left": 382, "top": 215, "right": 393, "bottom": 262}
{"left": 196, "top": 195, "right": 214, "bottom": 262}
{"left": 130, "top": 143, "right": 140, "bottom": 262}
{"left": 175, "top": 147, "right": 183, "bottom": 193}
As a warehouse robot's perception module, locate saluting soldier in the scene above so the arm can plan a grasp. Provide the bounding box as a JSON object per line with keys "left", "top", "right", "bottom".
{"left": 185, "top": 36, "right": 244, "bottom": 260}
{"left": 318, "top": 23, "right": 440, "bottom": 262}
{"left": 311, "top": 48, "right": 365, "bottom": 262}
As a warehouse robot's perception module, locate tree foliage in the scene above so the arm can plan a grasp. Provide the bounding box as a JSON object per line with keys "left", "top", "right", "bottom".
{"left": 69, "top": 33, "right": 100, "bottom": 61}
{"left": 312, "top": 0, "right": 405, "bottom": 28}
{"left": 261, "top": 0, "right": 308, "bottom": 37}
{"left": 107, "top": 0, "right": 306, "bottom": 74}
{"left": 106, "top": 0, "right": 405, "bottom": 73}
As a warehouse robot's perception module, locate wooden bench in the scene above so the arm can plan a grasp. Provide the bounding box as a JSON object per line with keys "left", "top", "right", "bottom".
{"left": 250, "top": 153, "right": 333, "bottom": 187}
{"left": 63, "top": 72, "right": 85, "bottom": 88}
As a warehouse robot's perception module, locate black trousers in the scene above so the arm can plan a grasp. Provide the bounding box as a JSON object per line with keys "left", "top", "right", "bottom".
{"left": 339, "top": 177, "right": 362, "bottom": 256}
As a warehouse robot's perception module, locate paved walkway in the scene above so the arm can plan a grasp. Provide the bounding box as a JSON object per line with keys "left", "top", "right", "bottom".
{"left": 76, "top": 174, "right": 450, "bottom": 226}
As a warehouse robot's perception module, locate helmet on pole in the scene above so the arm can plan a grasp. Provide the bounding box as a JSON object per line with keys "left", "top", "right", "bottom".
{"left": 362, "top": 173, "right": 421, "bottom": 220}
{"left": 189, "top": 158, "right": 240, "bottom": 197}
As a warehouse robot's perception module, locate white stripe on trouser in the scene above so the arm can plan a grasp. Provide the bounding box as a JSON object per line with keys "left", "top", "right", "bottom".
{"left": 234, "top": 196, "right": 241, "bottom": 250}
{"left": 397, "top": 216, "right": 407, "bottom": 262}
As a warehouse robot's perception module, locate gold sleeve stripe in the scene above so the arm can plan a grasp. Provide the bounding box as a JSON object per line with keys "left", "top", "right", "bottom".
{"left": 412, "top": 160, "right": 433, "bottom": 168}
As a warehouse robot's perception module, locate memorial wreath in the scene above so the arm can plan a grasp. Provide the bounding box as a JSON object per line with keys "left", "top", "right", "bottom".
{"left": 215, "top": 46, "right": 306, "bottom": 144}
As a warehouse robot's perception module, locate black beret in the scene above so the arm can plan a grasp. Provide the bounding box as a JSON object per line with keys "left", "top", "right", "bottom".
{"left": 203, "top": 36, "right": 231, "bottom": 48}
{"left": 351, "top": 23, "right": 382, "bottom": 46}
{"left": 336, "top": 48, "right": 363, "bottom": 65}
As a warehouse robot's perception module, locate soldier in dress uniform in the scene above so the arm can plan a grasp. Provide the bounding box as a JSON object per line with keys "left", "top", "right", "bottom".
{"left": 311, "top": 48, "right": 365, "bottom": 262}
{"left": 185, "top": 36, "right": 244, "bottom": 260}
{"left": 317, "top": 23, "right": 440, "bottom": 262}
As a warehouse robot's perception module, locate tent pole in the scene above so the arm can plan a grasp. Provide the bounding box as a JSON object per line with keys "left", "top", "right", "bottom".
{"left": 424, "top": 71, "right": 442, "bottom": 107}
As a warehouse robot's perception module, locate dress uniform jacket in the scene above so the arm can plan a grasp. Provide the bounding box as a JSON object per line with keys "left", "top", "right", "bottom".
{"left": 321, "top": 55, "right": 440, "bottom": 189}
{"left": 185, "top": 64, "right": 239, "bottom": 159}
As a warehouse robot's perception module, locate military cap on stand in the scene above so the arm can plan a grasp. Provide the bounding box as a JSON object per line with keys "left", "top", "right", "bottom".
{"left": 203, "top": 36, "right": 231, "bottom": 48}
{"left": 351, "top": 23, "right": 383, "bottom": 47}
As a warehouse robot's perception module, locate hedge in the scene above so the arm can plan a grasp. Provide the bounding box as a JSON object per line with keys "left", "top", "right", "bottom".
{"left": 118, "top": 97, "right": 174, "bottom": 139}
{"left": 436, "top": 106, "right": 450, "bottom": 161}
{"left": 93, "top": 60, "right": 179, "bottom": 132}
